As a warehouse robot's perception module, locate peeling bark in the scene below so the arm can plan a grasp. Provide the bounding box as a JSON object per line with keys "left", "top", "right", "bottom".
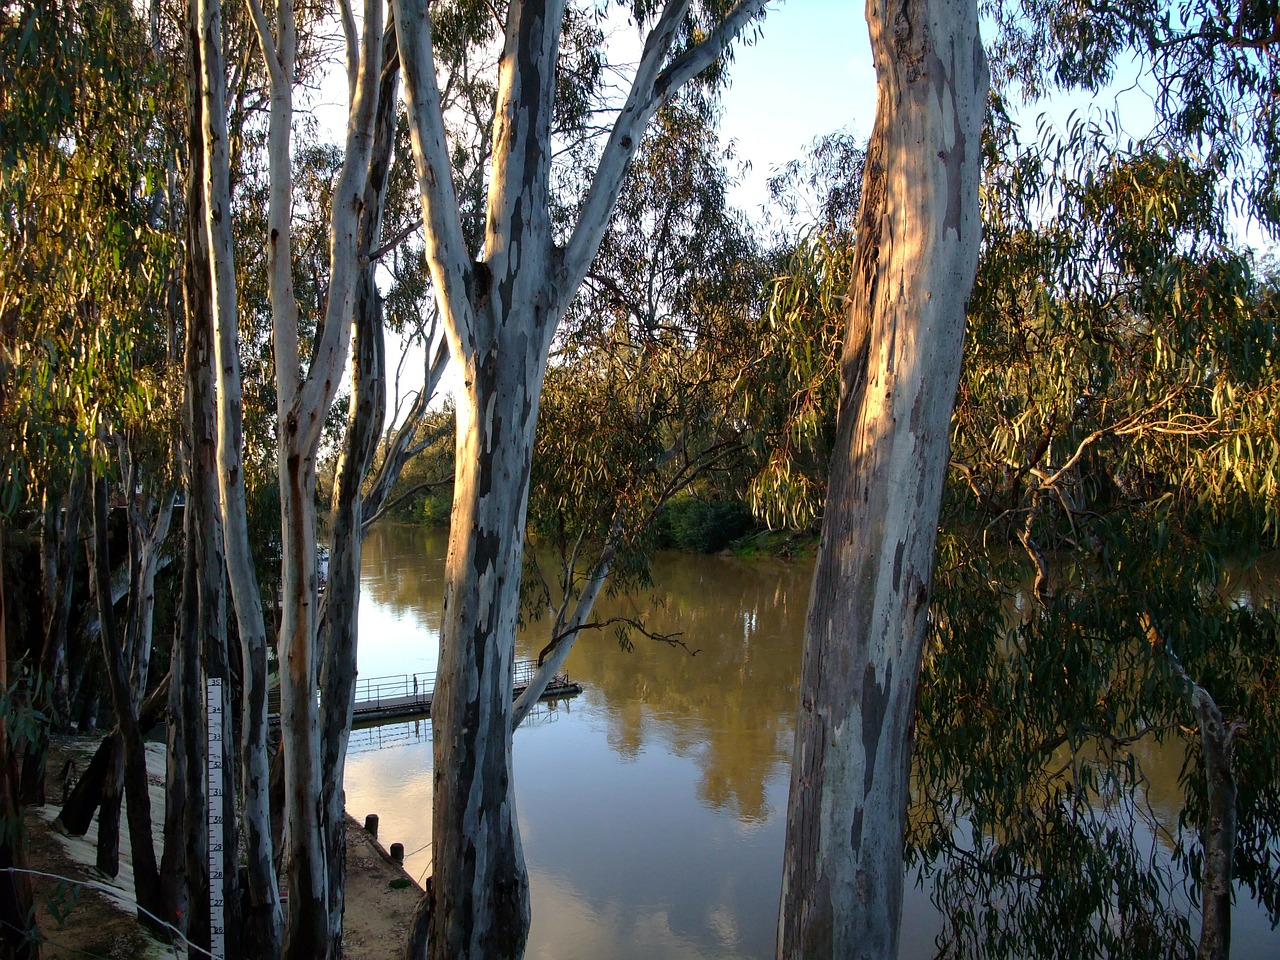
{"left": 318, "top": 20, "right": 401, "bottom": 957}
{"left": 393, "top": 1, "right": 770, "bottom": 955}
{"left": 777, "top": 2, "right": 988, "bottom": 957}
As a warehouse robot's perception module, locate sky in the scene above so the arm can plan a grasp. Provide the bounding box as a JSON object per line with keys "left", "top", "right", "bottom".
{"left": 716, "top": 1, "right": 875, "bottom": 216}
{"left": 307, "top": 1, "right": 1273, "bottom": 417}
{"left": 715, "top": 1, "right": 871, "bottom": 216}
{"left": 340, "top": 1, "right": 878, "bottom": 415}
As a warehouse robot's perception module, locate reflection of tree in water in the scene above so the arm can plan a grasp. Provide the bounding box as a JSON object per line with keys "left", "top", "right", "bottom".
{"left": 516, "top": 551, "right": 812, "bottom": 823}
{"left": 360, "top": 525, "right": 449, "bottom": 633}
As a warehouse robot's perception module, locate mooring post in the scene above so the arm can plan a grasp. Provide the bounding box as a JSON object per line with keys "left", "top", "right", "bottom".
{"left": 364, "top": 813, "right": 379, "bottom": 839}
{"left": 390, "top": 842, "right": 404, "bottom": 864}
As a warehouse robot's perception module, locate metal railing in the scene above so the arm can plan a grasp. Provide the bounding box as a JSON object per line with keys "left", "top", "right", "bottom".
{"left": 353, "top": 672, "right": 435, "bottom": 709}
{"left": 351, "top": 658, "right": 569, "bottom": 711}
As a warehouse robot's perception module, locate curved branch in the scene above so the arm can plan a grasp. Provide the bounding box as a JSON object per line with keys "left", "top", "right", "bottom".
{"left": 393, "top": 0, "right": 477, "bottom": 362}
{"left": 559, "top": 0, "right": 769, "bottom": 310}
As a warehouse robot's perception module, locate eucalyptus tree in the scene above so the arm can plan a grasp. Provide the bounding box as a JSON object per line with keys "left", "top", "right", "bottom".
{"left": 198, "top": 0, "right": 390, "bottom": 954}
{"left": 1, "top": 0, "right": 185, "bottom": 940}
{"left": 197, "top": 0, "right": 496, "bottom": 952}
{"left": 984, "top": 0, "right": 1280, "bottom": 233}
{"left": 314, "top": 17, "right": 456, "bottom": 952}
{"left": 906, "top": 116, "right": 1280, "bottom": 960}
{"left": 762, "top": 126, "right": 1279, "bottom": 959}
{"left": 774, "top": 1, "right": 988, "bottom": 957}
{"left": 0, "top": 0, "right": 180, "bottom": 712}
{"left": 763, "top": 0, "right": 1280, "bottom": 952}
{"left": 391, "top": 0, "right": 770, "bottom": 954}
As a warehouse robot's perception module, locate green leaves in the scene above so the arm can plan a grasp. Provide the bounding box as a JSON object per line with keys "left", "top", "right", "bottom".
{"left": 983, "top": 0, "right": 1280, "bottom": 236}
{"left": 744, "top": 227, "right": 852, "bottom": 531}
{"left": 0, "top": 0, "right": 180, "bottom": 518}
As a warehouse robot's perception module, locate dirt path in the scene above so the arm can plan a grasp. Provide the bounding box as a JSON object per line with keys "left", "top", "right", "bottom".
{"left": 24, "top": 737, "right": 420, "bottom": 959}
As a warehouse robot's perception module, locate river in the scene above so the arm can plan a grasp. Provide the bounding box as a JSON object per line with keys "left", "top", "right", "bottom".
{"left": 342, "top": 523, "right": 1279, "bottom": 959}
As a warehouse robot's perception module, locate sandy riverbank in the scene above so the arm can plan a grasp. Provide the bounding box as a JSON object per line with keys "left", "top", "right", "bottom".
{"left": 24, "top": 736, "right": 421, "bottom": 959}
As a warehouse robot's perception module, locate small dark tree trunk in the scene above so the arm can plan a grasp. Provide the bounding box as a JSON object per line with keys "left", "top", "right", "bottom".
{"left": 95, "top": 736, "right": 123, "bottom": 877}
{"left": 1193, "top": 688, "right": 1237, "bottom": 960}
{"left": 57, "top": 733, "right": 117, "bottom": 836}
{"left": 90, "top": 474, "right": 167, "bottom": 936}
{"left": 1, "top": 525, "right": 40, "bottom": 960}
{"left": 39, "top": 467, "right": 86, "bottom": 730}
{"left": 56, "top": 676, "right": 171, "bottom": 836}
{"left": 160, "top": 609, "right": 190, "bottom": 935}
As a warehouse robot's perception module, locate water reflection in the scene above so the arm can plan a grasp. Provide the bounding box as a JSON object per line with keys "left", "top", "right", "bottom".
{"left": 344, "top": 525, "right": 1279, "bottom": 959}
{"left": 346, "top": 524, "right": 829, "bottom": 958}
{"left": 355, "top": 525, "right": 447, "bottom": 679}
{"left": 519, "top": 551, "right": 810, "bottom": 824}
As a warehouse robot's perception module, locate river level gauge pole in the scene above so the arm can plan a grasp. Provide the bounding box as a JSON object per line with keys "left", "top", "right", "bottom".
{"left": 206, "top": 676, "right": 226, "bottom": 959}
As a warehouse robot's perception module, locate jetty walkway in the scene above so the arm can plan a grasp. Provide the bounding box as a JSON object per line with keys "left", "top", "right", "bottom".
{"left": 266, "top": 658, "right": 582, "bottom": 727}
{"left": 351, "top": 658, "right": 582, "bottom": 725}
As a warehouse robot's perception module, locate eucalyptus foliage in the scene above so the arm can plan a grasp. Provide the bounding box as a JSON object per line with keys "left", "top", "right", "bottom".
{"left": 0, "top": 0, "right": 181, "bottom": 511}
{"left": 525, "top": 93, "right": 766, "bottom": 652}
{"left": 915, "top": 109, "right": 1280, "bottom": 958}
{"left": 752, "top": 44, "right": 1279, "bottom": 955}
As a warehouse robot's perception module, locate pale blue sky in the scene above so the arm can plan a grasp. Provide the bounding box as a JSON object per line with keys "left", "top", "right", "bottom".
{"left": 718, "top": 1, "right": 871, "bottom": 216}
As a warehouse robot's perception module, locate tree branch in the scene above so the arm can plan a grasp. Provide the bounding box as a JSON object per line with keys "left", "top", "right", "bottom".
{"left": 559, "top": 0, "right": 768, "bottom": 309}
{"left": 392, "top": 0, "right": 477, "bottom": 363}
{"left": 296, "top": 0, "right": 385, "bottom": 445}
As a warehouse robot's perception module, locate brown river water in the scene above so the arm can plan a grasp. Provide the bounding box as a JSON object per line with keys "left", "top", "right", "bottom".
{"left": 342, "top": 524, "right": 1279, "bottom": 959}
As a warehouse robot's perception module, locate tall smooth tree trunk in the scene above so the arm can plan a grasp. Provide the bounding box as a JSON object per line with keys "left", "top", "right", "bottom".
{"left": 240, "top": 0, "right": 384, "bottom": 951}
{"left": 163, "top": 15, "right": 212, "bottom": 937}
{"left": 317, "top": 21, "right": 400, "bottom": 958}
{"left": 196, "top": 0, "right": 282, "bottom": 949}
{"left": 392, "top": 1, "right": 769, "bottom": 956}
{"left": 160, "top": 517, "right": 193, "bottom": 936}
{"left": 421, "top": 342, "right": 549, "bottom": 959}
{"left": 777, "top": 3, "right": 987, "bottom": 958}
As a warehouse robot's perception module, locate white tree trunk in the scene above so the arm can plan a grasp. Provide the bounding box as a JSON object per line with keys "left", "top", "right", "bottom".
{"left": 1192, "top": 684, "right": 1237, "bottom": 960}
{"left": 777, "top": 2, "right": 987, "bottom": 958}
{"left": 196, "top": 0, "right": 283, "bottom": 951}
{"left": 1154, "top": 625, "right": 1239, "bottom": 960}
{"left": 242, "top": 0, "right": 384, "bottom": 951}
{"left": 317, "top": 21, "right": 401, "bottom": 958}
{"left": 393, "top": 1, "right": 769, "bottom": 955}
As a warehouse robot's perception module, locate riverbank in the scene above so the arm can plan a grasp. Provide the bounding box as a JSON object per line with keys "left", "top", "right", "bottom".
{"left": 24, "top": 736, "right": 421, "bottom": 959}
